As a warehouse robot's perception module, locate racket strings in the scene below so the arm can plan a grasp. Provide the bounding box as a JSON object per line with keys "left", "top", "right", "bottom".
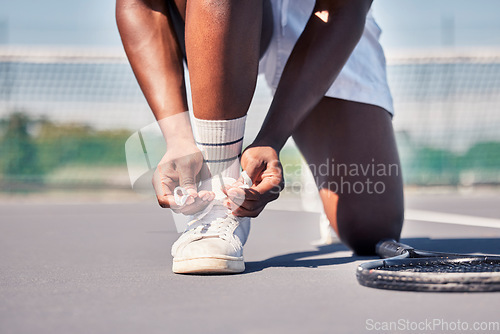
{"left": 359, "top": 241, "right": 500, "bottom": 291}
{"left": 381, "top": 260, "right": 500, "bottom": 273}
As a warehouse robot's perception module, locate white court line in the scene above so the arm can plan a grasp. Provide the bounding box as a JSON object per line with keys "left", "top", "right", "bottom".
{"left": 269, "top": 205, "right": 500, "bottom": 230}
{"left": 406, "top": 209, "right": 500, "bottom": 229}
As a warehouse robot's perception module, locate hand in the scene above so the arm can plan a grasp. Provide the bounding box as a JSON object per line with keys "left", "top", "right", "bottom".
{"left": 152, "top": 143, "right": 215, "bottom": 215}
{"left": 224, "top": 144, "right": 284, "bottom": 217}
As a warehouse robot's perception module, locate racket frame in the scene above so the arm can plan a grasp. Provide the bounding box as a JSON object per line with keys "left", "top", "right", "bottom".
{"left": 356, "top": 239, "right": 500, "bottom": 292}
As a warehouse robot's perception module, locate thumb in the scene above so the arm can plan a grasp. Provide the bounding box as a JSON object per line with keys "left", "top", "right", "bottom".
{"left": 243, "top": 162, "right": 264, "bottom": 186}
{"left": 177, "top": 164, "right": 198, "bottom": 197}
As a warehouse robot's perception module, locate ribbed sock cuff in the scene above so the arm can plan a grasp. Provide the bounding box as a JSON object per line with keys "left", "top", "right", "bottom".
{"left": 193, "top": 115, "right": 246, "bottom": 178}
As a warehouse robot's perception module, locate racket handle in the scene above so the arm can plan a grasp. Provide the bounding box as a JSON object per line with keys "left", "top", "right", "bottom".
{"left": 376, "top": 239, "right": 413, "bottom": 258}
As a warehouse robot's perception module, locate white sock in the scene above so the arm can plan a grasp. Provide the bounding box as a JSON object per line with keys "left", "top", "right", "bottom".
{"left": 193, "top": 115, "right": 246, "bottom": 180}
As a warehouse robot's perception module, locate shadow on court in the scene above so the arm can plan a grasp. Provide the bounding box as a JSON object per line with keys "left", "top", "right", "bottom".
{"left": 245, "top": 243, "right": 355, "bottom": 273}
{"left": 245, "top": 237, "right": 500, "bottom": 273}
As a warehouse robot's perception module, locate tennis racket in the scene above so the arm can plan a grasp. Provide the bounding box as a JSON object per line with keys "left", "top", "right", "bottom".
{"left": 356, "top": 239, "right": 500, "bottom": 292}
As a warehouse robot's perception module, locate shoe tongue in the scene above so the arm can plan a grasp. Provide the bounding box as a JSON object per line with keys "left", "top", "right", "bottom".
{"left": 199, "top": 176, "right": 237, "bottom": 201}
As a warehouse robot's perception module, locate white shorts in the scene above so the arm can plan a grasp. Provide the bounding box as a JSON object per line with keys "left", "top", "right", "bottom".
{"left": 259, "top": 0, "right": 394, "bottom": 115}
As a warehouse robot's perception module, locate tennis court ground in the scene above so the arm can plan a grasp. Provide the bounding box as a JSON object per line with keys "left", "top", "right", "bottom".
{"left": 1, "top": 191, "right": 500, "bottom": 334}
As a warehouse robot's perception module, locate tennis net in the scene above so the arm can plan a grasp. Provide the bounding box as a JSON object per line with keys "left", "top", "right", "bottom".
{"left": 0, "top": 46, "right": 499, "bottom": 189}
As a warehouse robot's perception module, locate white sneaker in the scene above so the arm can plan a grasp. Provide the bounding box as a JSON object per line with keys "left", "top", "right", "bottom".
{"left": 311, "top": 213, "right": 339, "bottom": 246}
{"left": 171, "top": 177, "right": 250, "bottom": 274}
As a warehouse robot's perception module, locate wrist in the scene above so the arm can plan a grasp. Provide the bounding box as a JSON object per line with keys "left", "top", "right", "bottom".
{"left": 157, "top": 111, "right": 197, "bottom": 147}
{"left": 252, "top": 131, "right": 286, "bottom": 153}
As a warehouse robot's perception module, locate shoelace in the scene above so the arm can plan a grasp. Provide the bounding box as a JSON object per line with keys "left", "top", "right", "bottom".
{"left": 201, "top": 216, "right": 238, "bottom": 241}
{"left": 186, "top": 200, "right": 238, "bottom": 240}
{"left": 175, "top": 173, "right": 251, "bottom": 243}
{"left": 174, "top": 171, "right": 252, "bottom": 207}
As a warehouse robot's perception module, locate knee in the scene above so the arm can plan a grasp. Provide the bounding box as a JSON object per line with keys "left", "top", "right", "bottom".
{"left": 336, "top": 206, "right": 404, "bottom": 256}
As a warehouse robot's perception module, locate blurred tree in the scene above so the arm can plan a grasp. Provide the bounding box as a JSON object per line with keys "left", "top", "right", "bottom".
{"left": 0, "top": 112, "right": 41, "bottom": 178}
{"left": 410, "top": 146, "right": 461, "bottom": 185}
{"left": 36, "top": 121, "right": 130, "bottom": 169}
{"left": 463, "top": 142, "right": 500, "bottom": 170}
{"left": 0, "top": 111, "right": 131, "bottom": 190}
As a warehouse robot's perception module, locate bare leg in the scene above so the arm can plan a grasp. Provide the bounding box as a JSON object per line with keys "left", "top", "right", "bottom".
{"left": 293, "top": 97, "right": 404, "bottom": 255}
{"left": 185, "top": 0, "right": 263, "bottom": 120}
{"left": 118, "top": 0, "right": 271, "bottom": 121}
{"left": 116, "top": 0, "right": 188, "bottom": 120}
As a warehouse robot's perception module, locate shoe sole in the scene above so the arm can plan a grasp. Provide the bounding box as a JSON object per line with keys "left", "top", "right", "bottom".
{"left": 172, "top": 256, "right": 244, "bottom": 274}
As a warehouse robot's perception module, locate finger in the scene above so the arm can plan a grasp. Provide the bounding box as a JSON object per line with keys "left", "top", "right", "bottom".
{"left": 228, "top": 187, "right": 267, "bottom": 202}
{"left": 225, "top": 180, "right": 245, "bottom": 189}
{"left": 178, "top": 197, "right": 211, "bottom": 215}
{"left": 224, "top": 180, "right": 267, "bottom": 201}
{"left": 226, "top": 188, "right": 245, "bottom": 208}
{"left": 239, "top": 187, "right": 262, "bottom": 201}
{"left": 152, "top": 166, "right": 178, "bottom": 194}
{"left": 227, "top": 187, "right": 280, "bottom": 213}
{"left": 229, "top": 194, "right": 272, "bottom": 212}
{"left": 253, "top": 174, "right": 284, "bottom": 195}
{"left": 198, "top": 190, "right": 215, "bottom": 202}
{"left": 226, "top": 187, "right": 245, "bottom": 200}
{"left": 222, "top": 181, "right": 242, "bottom": 197}
{"left": 156, "top": 194, "right": 181, "bottom": 210}
{"left": 225, "top": 189, "right": 260, "bottom": 211}
{"left": 173, "top": 188, "right": 214, "bottom": 207}
{"left": 225, "top": 190, "right": 258, "bottom": 211}
{"left": 223, "top": 198, "right": 240, "bottom": 212}
{"left": 232, "top": 204, "right": 264, "bottom": 218}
